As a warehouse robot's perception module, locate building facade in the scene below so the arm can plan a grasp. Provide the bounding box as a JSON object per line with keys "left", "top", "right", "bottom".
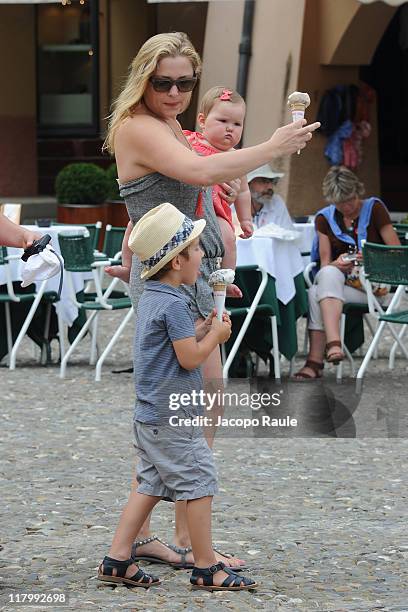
{"left": 1, "top": 0, "right": 406, "bottom": 217}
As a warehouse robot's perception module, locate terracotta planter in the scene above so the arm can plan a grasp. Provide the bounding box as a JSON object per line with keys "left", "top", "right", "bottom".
{"left": 107, "top": 200, "right": 129, "bottom": 228}
{"left": 57, "top": 202, "right": 109, "bottom": 249}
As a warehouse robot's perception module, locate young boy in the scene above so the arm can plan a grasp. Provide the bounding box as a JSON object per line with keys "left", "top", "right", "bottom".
{"left": 98, "top": 203, "right": 257, "bottom": 592}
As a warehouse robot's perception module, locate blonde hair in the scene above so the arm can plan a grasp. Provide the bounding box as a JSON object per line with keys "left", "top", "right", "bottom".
{"left": 198, "top": 86, "right": 246, "bottom": 119}
{"left": 103, "top": 32, "right": 202, "bottom": 155}
{"left": 322, "top": 165, "right": 365, "bottom": 204}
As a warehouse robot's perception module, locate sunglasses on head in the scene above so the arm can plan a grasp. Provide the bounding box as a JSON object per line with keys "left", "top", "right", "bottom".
{"left": 149, "top": 75, "right": 198, "bottom": 93}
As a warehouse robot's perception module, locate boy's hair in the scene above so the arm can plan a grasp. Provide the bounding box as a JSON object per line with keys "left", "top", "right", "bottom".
{"left": 149, "top": 244, "right": 190, "bottom": 281}
{"left": 198, "top": 86, "right": 245, "bottom": 119}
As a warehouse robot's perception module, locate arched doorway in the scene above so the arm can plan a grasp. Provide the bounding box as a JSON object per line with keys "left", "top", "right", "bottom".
{"left": 361, "top": 4, "right": 408, "bottom": 214}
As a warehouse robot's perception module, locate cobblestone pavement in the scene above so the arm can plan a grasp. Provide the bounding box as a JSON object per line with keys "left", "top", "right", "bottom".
{"left": 0, "top": 311, "right": 407, "bottom": 611}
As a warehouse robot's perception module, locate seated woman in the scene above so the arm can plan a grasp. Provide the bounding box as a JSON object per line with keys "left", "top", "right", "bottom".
{"left": 295, "top": 165, "right": 400, "bottom": 379}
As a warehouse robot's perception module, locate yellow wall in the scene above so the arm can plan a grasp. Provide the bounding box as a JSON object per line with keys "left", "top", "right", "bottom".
{"left": 199, "top": 0, "right": 244, "bottom": 104}
{"left": 200, "top": 0, "right": 306, "bottom": 204}
{"left": 109, "top": 0, "right": 154, "bottom": 102}
{"left": 286, "top": 0, "right": 397, "bottom": 216}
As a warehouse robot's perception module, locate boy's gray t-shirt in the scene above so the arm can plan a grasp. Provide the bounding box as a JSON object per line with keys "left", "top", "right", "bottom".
{"left": 134, "top": 281, "right": 204, "bottom": 425}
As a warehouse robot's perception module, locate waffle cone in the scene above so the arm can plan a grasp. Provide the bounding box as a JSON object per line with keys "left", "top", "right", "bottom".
{"left": 212, "top": 283, "right": 226, "bottom": 292}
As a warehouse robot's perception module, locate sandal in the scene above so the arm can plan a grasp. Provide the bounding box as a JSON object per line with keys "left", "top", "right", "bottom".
{"left": 190, "top": 561, "right": 257, "bottom": 592}
{"left": 326, "top": 341, "right": 345, "bottom": 365}
{"left": 131, "top": 536, "right": 193, "bottom": 569}
{"left": 97, "top": 555, "right": 161, "bottom": 588}
{"left": 294, "top": 360, "right": 324, "bottom": 380}
{"left": 213, "top": 548, "right": 247, "bottom": 571}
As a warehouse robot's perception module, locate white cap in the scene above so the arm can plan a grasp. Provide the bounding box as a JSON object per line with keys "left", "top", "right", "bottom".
{"left": 21, "top": 245, "right": 62, "bottom": 287}
{"left": 247, "top": 164, "right": 285, "bottom": 183}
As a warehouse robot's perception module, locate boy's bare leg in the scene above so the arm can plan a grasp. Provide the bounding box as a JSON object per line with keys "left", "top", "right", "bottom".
{"left": 107, "top": 489, "right": 160, "bottom": 578}
{"left": 186, "top": 496, "right": 232, "bottom": 586}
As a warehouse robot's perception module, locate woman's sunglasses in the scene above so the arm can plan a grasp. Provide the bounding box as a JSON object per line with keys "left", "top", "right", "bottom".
{"left": 149, "top": 75, "right": 198, "bottom": 93}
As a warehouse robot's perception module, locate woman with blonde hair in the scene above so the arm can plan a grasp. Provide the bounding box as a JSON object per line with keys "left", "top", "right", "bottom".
{"left": 295, "top": 165, "right": 400, "bottom": 380}
{"left": 103, "top": 31, "right": 319, "bottom": 578}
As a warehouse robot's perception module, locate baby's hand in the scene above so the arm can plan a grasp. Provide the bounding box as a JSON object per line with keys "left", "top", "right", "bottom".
{"left": 239, "top": 219, "right": 253, "bottom": 239}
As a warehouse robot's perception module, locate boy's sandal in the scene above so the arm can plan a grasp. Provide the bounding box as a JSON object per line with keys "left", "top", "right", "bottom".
{"left": 213, "top": 547, "right": 247, "bottom": 571}
{"left": 97, "top": 555, "right": 161, "bottom": 589}
{"left": 326, "top": 341, "right": 345, "bottom": 365}
{"left": 190, "top": 561, "right": 257, "bottom": 592}
{"left": 131, "top": 536, "right": 194, "bottom": 569}
{"left": 294, "top": 360, "right": 324, "bottom": 380}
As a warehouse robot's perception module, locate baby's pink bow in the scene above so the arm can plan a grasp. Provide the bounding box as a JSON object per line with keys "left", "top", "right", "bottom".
{"left": 220, "top": 89, "right": 233, "bottom": 101}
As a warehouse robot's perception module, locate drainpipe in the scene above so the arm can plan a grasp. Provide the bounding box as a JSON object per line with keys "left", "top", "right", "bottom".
{"left": 236, "top": 0, "right": 255, "bottom": 146}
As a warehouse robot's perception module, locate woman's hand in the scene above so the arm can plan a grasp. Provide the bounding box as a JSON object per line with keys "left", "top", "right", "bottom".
{"left": 269, "top": 119, "right": 321, "bottom": 157}
{"left": 219, "top": 178, "right": 241, "bottom": 204}
{"left": 22, "top": 228, "right": 41, "bottom": 249}
{"left": 330, "top": 253, "right": 355, "bottom": 273}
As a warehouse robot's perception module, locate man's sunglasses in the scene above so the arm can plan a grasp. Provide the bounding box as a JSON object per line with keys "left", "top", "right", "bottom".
{"left": 149, "top": 75, "right": 198, "bottom": 93}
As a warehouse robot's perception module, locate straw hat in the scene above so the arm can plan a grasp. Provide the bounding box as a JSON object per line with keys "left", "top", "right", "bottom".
{"left": 128, "top": 203, "right": 206, "bottom": 280}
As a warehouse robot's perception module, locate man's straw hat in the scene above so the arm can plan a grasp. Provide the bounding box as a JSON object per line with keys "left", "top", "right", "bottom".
{"left": 128, "top": 202, "right": 206, "bottom": 280}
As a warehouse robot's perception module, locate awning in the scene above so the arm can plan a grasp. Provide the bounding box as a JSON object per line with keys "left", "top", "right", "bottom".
{"left": 359, "top": 0, "right": 407, "bottom": 6}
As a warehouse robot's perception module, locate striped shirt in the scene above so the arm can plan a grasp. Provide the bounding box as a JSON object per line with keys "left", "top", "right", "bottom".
{"left": 134, "top": 281, "right": 203, "bottom": 425}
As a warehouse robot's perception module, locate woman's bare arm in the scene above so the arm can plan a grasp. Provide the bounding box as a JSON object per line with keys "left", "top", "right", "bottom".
{"left": 380, "top": 223, "right": 400, "bottom": 246}
{"left": 0, "top": 214, "right": 40, "bottom": 249}
{"left": 115, "top": 115, "right": 320, "bottom": 186}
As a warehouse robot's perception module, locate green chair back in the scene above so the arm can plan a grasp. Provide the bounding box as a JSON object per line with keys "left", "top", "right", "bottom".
{"left": 393, "top": 223, "right": 408, "bottom": 245}
{"left": 58, "top": 233, "right": 94, "bottom": 272}
{"left": 102, "top": 225, "right": 126, "bottom": 259}
{"left": 362, "top": 241, "right": 408, "bottom": 286}
{"left": 0, "top": 246, "right": 7, "bottom": 266}
{"left": 84, "top": 223, "right": 102, "bottom": 251}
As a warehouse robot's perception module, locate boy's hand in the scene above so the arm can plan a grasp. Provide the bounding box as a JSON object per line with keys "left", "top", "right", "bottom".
{"left": 211, "top": 316, "right": 231, "bottom": 344}
{"left": 239, "top": 219, "right": 253, "bottom": 239}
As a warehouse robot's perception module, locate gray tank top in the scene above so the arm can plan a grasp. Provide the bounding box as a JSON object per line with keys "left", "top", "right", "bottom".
{"left": 120, "top": 172, "right": 224, "bottom": 316}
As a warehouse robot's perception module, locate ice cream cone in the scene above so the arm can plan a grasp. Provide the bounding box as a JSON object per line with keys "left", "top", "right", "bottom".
{"left": 212, "top": 283, "right": 226, "bottom": 320}
{"left": 287, "top": 92, "right": 310, "bottom": 154}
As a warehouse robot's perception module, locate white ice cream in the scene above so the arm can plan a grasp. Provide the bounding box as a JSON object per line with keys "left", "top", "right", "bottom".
{"left": 208, "top": 268, "right": 235, "bottom": 287}
{"left": 287, "top": 91, "right": 310, "bottom": 109}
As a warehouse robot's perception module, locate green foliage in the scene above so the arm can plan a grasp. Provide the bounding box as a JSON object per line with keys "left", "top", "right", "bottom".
{"left": 55, "top": 163, "right": 110, "bottom": 205}
{"left": 105, "top": 163, "right": 122, "bottom": 201}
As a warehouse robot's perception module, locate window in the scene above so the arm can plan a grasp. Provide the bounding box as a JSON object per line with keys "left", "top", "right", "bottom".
{"left": 37, "top": 0, "right": 99, "bottom": 136}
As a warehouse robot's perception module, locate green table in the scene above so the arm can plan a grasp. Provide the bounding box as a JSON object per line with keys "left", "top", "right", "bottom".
{"left": 225, "top": 272, "right": 364, "bottom": 371}
{"left": 225, "top": 272, "right": 308, "bottom": 364}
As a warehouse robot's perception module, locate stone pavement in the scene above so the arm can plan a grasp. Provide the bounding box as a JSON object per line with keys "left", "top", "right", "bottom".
{"left": 0, "top": 311, "right": 407, "bottom": 611}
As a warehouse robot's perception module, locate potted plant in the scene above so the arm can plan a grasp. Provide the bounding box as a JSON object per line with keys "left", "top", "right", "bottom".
{"left": 55, "top": 162, "right": 110, "bottom": 226}
{"left": 105, "top": 163, "right": 129, "bottom": 227}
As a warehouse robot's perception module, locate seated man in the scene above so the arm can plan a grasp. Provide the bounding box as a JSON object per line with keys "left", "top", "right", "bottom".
{"left": 247, "top": 165, "right": 294, "bottom": 230}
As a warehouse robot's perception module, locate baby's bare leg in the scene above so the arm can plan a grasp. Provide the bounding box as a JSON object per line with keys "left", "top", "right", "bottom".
{"left": 218, "top": 216, "right": 236, "bottom": 270}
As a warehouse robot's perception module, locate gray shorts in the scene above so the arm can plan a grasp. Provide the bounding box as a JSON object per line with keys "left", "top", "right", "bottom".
{"left": 133, "top": 419, "right": 218, "bottom": 501}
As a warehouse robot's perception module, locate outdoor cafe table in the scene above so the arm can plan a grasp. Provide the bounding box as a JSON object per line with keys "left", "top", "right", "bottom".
{"left": 232, "top": 235, "right": 308, "bottom": 361}
{"left": 0, "top": 224, "right": 91, "bottom": 361}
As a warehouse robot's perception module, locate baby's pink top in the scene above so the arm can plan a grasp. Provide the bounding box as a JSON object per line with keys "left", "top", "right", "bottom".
{"left": 184, "top": 130, "right": 233, "bottom": 228}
